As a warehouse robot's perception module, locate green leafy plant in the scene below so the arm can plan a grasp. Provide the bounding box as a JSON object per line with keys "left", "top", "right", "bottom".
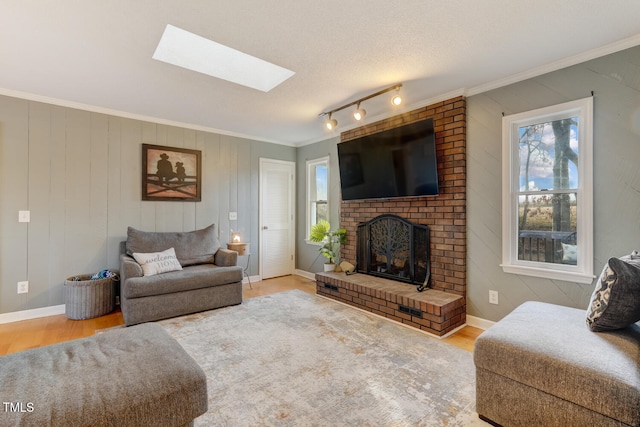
{"left": 309, "top": 220, "right": 347, "bottom": 264}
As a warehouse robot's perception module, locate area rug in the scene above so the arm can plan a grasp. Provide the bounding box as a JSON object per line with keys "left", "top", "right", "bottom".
{"left": 158, "top": 290, "right": 487, "bottom": 426}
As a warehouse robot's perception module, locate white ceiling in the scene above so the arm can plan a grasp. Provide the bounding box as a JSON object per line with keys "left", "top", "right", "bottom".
{"left": 2, "top": 1, "right": 640, "bottom": 146}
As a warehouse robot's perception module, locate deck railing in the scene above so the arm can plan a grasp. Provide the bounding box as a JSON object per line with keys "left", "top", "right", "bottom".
{"left": 518, "top": 230, "right": 576, "bottom": 264}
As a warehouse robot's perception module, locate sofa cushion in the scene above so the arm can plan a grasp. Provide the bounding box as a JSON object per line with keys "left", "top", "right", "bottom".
{"left": 126, "top": 224, "right": 221, "bottom": 266}
{"left": 586, "top": 250, "right": 640, "bottom": 331}
{"left": 122, "top": 264, "right": 243, "bottom": 299}
{"left": 474, "top": 301, "right": 640, "bottom": 426}
{"left": 132, "top": 247, "right": 183, "bottom": 276}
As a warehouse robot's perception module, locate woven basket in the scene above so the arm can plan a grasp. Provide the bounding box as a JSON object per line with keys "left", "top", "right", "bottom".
{"left": 64, "top": 274, "right": 116, "bottom": 320}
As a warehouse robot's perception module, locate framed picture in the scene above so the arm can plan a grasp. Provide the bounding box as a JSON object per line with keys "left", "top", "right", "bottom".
{"left": 142, "top": 144, "right": 202, "bottom": 201}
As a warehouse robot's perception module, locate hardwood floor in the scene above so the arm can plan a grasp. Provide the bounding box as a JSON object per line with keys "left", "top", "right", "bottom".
{"left": 0, "top": 275, "right": 482, "bottom": 356}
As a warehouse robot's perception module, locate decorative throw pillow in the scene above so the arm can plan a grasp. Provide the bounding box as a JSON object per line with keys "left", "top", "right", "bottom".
{"left": 562, "top": 243, "right": 578, "bottom": 265}
{"left": 586, "top": 250, "right": 640, "bottom": 331}
{"left": 126, "top": 224, "right": 220, "bottom": 266}
{"left": 132, "top": 247, "right": 183, "bottom": 277}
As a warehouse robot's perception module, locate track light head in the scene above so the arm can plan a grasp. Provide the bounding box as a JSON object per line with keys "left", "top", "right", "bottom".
{"left": 353, "top": 103, "right": 366, "bottom": 121}
{"left": 391, "top": 85, "right": 402, "bottom": 106}
{"left": 325, "top": 113, "right": 338, "bottom": 130}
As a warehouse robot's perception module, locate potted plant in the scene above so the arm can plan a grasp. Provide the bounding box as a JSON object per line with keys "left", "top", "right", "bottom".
{"left": 309, "top": 220, "right": 347, "bottom": 271}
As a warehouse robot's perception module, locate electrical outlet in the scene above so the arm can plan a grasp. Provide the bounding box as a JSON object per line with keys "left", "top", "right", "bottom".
{"left": 18, "top": 210, "right": 30, "bottom": 223}
{"left": 229, "top": 212, "right": 237, "bottom": 220}
{"left": 17, "top": 281, "right": 29, "bottom": 294}
{"left": 489, "top": 290, "right": 499, "bottom": 305}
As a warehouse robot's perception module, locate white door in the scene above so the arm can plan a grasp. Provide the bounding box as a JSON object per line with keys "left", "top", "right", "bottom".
{"left": 259, "top": 158, "right": 295, "bottom": 279}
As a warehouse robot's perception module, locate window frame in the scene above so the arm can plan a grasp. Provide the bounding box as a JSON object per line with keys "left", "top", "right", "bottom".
{"left": 305, "top": 156, "right": 330, "bottom": 244}
{"left": 501, "top": 97, "right": 594, "bottom": 284}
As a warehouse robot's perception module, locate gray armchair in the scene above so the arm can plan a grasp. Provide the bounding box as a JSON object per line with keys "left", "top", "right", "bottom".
{"left": 119, "top": 224, "right": 243, "bottom": 326}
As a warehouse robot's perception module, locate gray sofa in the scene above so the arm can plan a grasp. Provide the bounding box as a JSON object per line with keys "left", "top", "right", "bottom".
{"left": 120, "top": 224, "right": 243, "bottom": 326}
{"left": 474, "top": 301, "right": 640, "bottom": 427}
{"left": 0, "top": 323, "right": 208, "bottom": 427}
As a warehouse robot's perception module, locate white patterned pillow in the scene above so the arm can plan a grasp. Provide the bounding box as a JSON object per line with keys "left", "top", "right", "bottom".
{"left": 586, "top": 250, "right": 640, "bottom": 331}
{"left": 132, "top": 247, "right": 183, "bottom": 276}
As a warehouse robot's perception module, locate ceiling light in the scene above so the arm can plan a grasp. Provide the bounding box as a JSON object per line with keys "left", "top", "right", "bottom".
{"left": 325, "top": 113, "right": 338, "bottom": 130}
{"left": 320, "top": 83, "right": 402, "bottom": 130}
{"left": 152, "top": 24, "right": 295, "bottom": 92}
{"left": 391, "top": 88, "right": 402, "bottom": 106}
{"left": 353, "top": 103, "right": 366, "bottom": 121}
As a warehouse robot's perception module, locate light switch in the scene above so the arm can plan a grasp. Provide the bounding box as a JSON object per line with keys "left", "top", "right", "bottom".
{"left": 18, "top": 211, "right": 30, "bottom": 223}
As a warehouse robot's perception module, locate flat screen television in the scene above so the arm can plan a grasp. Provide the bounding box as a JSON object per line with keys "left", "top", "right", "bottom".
{"left": 337, "top": 118, "right": 438, "bottom": 201}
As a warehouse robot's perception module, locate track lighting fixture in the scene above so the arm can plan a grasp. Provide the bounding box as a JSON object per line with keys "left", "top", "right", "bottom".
{"left": 320, "top": 83, "right": 402, "bottom": 130}
{"left": 353, "top": 102, "right": 366, "bottom": 121}
{"left": 325, "top": 112, "right": 338, "bottom": 130}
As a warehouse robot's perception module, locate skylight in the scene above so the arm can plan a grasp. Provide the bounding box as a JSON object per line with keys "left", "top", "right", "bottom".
{"left": 152, "top": 24, "right": 295, "bottom": 92}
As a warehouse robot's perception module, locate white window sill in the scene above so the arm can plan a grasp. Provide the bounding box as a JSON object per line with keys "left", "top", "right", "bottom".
{"left": 305, "top": 239, "right": 322, "bottom": 246}
{"left": 501, "top": 263, "right": 595, "bottom": 284}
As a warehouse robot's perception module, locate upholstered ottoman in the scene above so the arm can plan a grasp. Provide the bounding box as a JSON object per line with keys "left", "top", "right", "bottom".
{"left": 474, "top": 301, "right": 640, "bottom": 427}
{"left": 0, "top": 323, "right": 208, "bottom": 427}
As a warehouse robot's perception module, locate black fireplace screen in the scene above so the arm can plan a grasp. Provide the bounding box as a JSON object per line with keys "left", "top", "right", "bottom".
{"left": 356, "top": 214, "right": 430, "bottom": 291}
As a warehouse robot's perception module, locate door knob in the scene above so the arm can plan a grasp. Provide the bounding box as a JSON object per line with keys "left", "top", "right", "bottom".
{"left": 263, "top": 226, "right": 269, "bottom": 230}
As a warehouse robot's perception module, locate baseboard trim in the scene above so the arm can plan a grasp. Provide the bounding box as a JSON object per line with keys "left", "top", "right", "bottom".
{"left": 466, "top": 315, "right": 495, "bottom": 330}
{"left": 243, "top": 275, "right": 261, "bottom": 285}
{"left": 0, "top": 304, "right": 66, "bottom": 325}
{"left": 294, "top": 269, "right": 316, "bottom": 280}
{"left": 0, "top": 278, "right": 495, "bottom": 331}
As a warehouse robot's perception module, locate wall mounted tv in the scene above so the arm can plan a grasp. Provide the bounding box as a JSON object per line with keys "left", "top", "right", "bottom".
{"left": 337, "top": 118, "right": 438, "bottom": 201}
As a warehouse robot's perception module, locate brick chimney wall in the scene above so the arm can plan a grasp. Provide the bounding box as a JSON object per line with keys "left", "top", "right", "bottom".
{"left": 339, "top": 96, "right": 466, "bottom": 297}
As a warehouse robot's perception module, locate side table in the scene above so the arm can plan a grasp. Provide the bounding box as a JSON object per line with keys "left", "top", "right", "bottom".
{"left": 241, "top": 253, "right": 252, "bottom": 289}
{"left": 227, "top": 242, "right": 252, "bottom": 289}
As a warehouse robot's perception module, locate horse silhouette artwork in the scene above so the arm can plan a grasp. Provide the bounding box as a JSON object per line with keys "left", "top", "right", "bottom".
{"left": 142, "top": 144, "right": 202, "bottom": 202}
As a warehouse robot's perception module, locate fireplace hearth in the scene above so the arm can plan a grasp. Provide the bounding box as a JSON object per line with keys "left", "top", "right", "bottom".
{"left": 356, "top": 214, "right": 430, "bottom": 291}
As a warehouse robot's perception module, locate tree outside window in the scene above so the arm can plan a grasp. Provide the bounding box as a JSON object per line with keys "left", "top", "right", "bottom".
{"left": 502, "top": 98, "right": 594, "bottom": 283}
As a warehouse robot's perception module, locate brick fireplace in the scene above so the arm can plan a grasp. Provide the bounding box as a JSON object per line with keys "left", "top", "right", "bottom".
{"left": 316, "top": 96, "right": 466, "bottom": 336}
{"left": 356, "top": 214, "right": 431, "bottom": 290}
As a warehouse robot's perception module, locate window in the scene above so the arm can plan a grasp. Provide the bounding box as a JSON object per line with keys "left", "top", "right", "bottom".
{"left": 501, "top": 97, "right": 594, "bottom": 283}
{"left": 306, "top": 156, "right": 329, "bottom": 242}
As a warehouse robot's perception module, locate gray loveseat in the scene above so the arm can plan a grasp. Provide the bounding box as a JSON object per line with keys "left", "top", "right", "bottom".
{"left": 120, "top": 224, "right": 243, "bottom": 326}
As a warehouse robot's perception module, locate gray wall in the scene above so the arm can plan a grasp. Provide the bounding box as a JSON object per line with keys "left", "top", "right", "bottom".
{"left": 467, "top": 45, "right": 640, "bottom": 321}
{"left": 295, "top": 135, "right": 341, "bottom": 273}
{"left": 0, "top": 95, "right": 294, "bottom": 315}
